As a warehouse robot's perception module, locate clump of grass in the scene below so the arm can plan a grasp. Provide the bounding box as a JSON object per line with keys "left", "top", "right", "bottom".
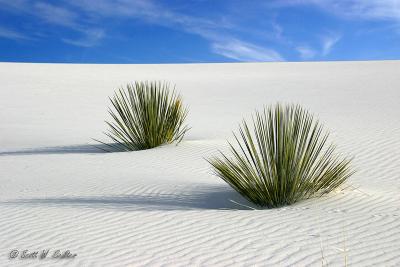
{"left": 98, "top": 81, "right": 189, "bottom": 151}
{"left": 208, "top": 104, "right": 354, "bottom": 208}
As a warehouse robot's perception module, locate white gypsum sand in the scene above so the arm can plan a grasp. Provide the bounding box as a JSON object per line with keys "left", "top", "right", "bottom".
{"left": 0, "top": 61, "right": 399, "bottom": 266}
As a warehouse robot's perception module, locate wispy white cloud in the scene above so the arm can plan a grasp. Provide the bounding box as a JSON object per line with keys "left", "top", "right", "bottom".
{"left": 212, "top": 39, "right": 284, "bottom": 62}
{"left": 271, "top": 20, "right": 284, "bottom": 41}
{"left": 0, "top": 0, "right": 284, "bottom": 60}
{"left": 0, "top": 26, "right": 29, "bottom": 40}
{"left": 321, "top": 0, "right": 400, "bottom": 21}
{"left": 0, "top": 0, "right": 104, "bottom": 47}
{"left": 33, "top": 2, "right": 106, "bottom": 47}
{"left": 0, "top": 0, "right": 29, "bottom": 12}
{"left": 295, "top": 32, "right": 342, "bottom": 59}
{"left": 321, "top": 33, "right": 341, "bottom": 56}
{"left": 34, "top": 2, "right": 78, "bottom": 27}
{"left": 62, "top": 28, "right": 104, "bottom": 47}
{"left": 296, "top": 45, "right": 317, "bottom": 59}
{"left": 0, "top": 0, "right": 398, "bottom": 61}
{"left": 274, "top": 0, "right": 400, "bottom": 21}
{"left": 68, "top": 0, "right": 283, "bottom": 61}
{"left": 1, "top": 0, "right": 329, "bottom": 61}
{"left": 68, "top": 0, "right": 222, "bottom": 31}
{"left": 68, "top": 0, "right": 159, "bottom": 19}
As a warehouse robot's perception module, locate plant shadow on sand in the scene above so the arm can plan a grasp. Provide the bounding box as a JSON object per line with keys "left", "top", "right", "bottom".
{"left": 2, "top": 185, "right": 255, "bottom": 211}
{"left": 0, "top": 144, "right": 117, "bottom": 156}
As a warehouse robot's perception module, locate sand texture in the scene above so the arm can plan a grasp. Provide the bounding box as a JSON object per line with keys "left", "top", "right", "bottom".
{"left": 0, "top": 61, "right": 399, "bottom": 266}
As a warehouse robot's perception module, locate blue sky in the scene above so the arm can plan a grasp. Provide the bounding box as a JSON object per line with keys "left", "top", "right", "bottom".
{"left": 0, "top": 0, "right": 399, "bottom": 63}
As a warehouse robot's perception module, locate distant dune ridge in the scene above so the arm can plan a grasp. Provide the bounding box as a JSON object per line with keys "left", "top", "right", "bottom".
{"left": 0, "top": 61, "right": 399, "bottom": 266}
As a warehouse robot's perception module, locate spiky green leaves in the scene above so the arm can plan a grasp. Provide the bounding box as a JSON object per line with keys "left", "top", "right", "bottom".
{"left": 208, "top": 104, "right": 354, "bottom": 208}
{"left": 100, "top": 81, "right": 189, "bottom": 151}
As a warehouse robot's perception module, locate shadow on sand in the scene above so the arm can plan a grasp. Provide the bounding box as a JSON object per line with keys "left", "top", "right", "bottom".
{"left": 0, "top": 144, "right": 115, "bottom": 156}
{"left": 1, "top": 185, "right": 255, "bottom": 211}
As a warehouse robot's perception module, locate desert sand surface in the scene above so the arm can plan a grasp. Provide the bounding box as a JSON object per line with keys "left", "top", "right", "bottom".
{"left": 0, "top": 61, "right": 399, "bottom": 266}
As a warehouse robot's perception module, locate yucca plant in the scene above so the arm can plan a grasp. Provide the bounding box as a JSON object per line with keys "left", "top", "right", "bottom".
{"left": 97, "top": 81, "right": 189, "bottom": 151}
{"left": 208, "top": 104, "right": 354, "bottom": 208}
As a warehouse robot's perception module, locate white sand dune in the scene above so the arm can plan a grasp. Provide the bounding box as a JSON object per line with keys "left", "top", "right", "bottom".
{"left": 0, "top": 61, "right": 399, "bottom": 266}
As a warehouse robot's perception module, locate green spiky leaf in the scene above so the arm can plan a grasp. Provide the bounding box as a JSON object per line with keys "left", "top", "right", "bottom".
{"left": 208, "top": 104, "right": 354, "bottom": 208}
{"left": 98, "top": 81, "right": 189, "bottom": 151}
